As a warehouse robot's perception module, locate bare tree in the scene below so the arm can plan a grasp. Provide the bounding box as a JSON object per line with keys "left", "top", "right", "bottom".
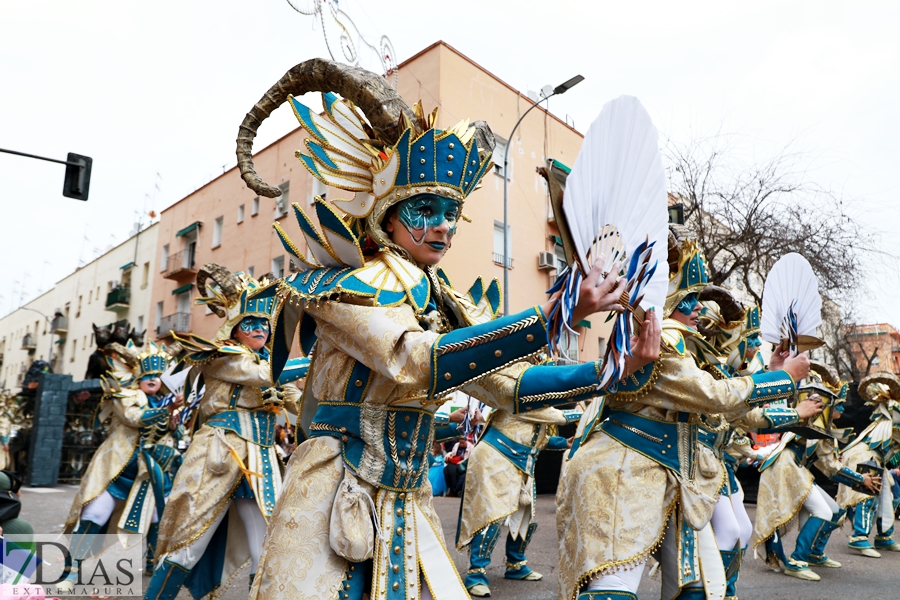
{"left": 664, "top": 132, "right": 872, "bottom": 306}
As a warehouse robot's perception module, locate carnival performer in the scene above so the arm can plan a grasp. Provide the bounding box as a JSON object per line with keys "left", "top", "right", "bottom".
{"left": 692, "top": 298, "right": 820, "bottom": 600}
{"left": 0, "top": 391, "right": 13, "bottom": 471}
{"left": 144, "top": 267, "right": 310, "bottom": 600}
{"left": 752, "top": 363, "right": 881, "bottom": 581}
{"left": 457, "top": 402, "right": 580, "bottom": 597}
{"left": 63, "top": 340, "right": 183, "bottom": 585}
{"left": 223, "top": 59, "right": 662, "bottom": 600}
{"left": 556, "top": 234, "right": 810, "bottom": 600}
{"left": 836, "top": 372, "right": 900, "bottom": 557}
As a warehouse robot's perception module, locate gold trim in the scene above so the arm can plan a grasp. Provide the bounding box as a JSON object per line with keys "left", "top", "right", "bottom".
{"left": 435, "top": 314, "right": 541, "bottom": 356}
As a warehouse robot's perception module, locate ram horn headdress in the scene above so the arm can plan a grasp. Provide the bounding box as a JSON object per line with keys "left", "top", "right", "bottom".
{"left": 193, "top": 264, "right": 278, "bottom": 342}
{"left": 236, "top": 58, "right": 495, "bottom": 267}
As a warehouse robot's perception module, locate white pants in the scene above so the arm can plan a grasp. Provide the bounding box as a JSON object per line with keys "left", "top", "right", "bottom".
{"left": 80, "top": 490, "right": 161, "bottom": 527}
{"left": 799, "top": 484, "right": 837, "bottom": 525}
{"left": 710, "top": 488, "right": 753, "bottom": 549}
{"left": 585, "top": 562, "right": 645, "bottom": 593}
{"left": 164, "top": 499, "right": 267, "bottom": 574}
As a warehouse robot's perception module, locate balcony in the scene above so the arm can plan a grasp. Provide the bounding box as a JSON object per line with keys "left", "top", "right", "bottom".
{"left": 163, "top": 250, "right": 197, "bottom": 280}
{"left": 105, "top": 285, "right": 131, "bottom": 311}
{"left": 157, "top": 312, "right": 191, "bottom": 337}
{"left": 21, "top": 333, "right": 36, "bottom": 351}
{"left": 50, "top": 315, "right": 68, "bottom": 334}
{"left": 492, "top": 253, "right": 514, "bottom": 268}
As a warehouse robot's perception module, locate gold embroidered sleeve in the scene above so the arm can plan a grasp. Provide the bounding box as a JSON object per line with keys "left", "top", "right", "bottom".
{"left": 201, "top": 354, "right": 273, "bottom": 387}
{"left": 281, "top": 383, "right": 302, "bottom": 414}
{"left": 459, "top": 361, "right": 531, "bottom": 412}
{"left": 110, "top": 390, "right": 147, "bottom": 428}
{"left": 307, "top": 301, "right": 438, "bottom": 389}
{"left": 813, "top": 438, "right": 844, "bottom": 478}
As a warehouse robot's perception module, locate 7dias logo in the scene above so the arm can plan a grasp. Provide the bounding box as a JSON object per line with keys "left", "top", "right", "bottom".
{"left": 1, "top": 533, "right": 142, "bottom": 598}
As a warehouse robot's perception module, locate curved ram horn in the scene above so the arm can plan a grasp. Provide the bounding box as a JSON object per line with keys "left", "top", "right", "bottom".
{"left": 236, "top": 58, "right": 417, "bottom": 198}
{"left": 103, "top": 342, "right": 139, "bottom": 369}
{"left": 698, "top": 285, "right": 746, "bottom": 324}
{"left": 196, "top": 263, "right": 241, "bottom": 317}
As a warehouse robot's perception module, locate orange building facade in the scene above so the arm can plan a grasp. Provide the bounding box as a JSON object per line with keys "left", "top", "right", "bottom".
{"left": 149, "top": 41, "right": 611, "bottom": 362}
{"left": 844, "top": 323, "right": 900, "bottom": 377}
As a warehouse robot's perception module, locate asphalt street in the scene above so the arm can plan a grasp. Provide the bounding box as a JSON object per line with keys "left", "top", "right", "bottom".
{"left": 18, "top": 486, "right": 896, "bottom": 599}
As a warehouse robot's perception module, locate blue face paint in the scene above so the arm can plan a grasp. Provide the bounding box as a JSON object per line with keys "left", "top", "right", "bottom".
{"left": 395, "top": 194, "right": 461, "bottom": 246}
{"left": 239, "top": 317, "right": 270, "bottom": 333}
{"left": 676, "top": 293, "right": 699, "bottom": 316}
{"left": 139, "top": 374, "right": 159, "bottom": 382}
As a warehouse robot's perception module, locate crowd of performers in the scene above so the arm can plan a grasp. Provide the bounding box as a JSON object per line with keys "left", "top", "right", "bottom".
{"left": 57, "top": 57, "right": 900, "bottom": 600}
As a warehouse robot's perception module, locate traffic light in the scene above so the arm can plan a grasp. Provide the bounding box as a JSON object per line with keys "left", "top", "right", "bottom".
{"left": 62, "top": 153, "right": 92, "bottom": 200}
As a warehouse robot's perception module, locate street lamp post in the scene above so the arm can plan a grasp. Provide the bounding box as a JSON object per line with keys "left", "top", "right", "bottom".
{"left": 502, "top": 75, "right": 584, "bottom": 315}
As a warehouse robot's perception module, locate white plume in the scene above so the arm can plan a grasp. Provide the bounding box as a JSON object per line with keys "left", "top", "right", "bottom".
{"left": 761, "top": 253, "right": 822, "bottom": 348}
{"left": 563, "top": 95, "right": 669, "bottom": 316}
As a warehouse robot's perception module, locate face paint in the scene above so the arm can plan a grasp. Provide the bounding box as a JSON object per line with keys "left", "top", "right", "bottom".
{"left": 676, "top": 293, "right": 699, "bottom": 316}
{"left": 395, "top": 194, "right": 461, "bottom": 245}
{"left": 239, "top": 317, "right": 270, "bottom": 334}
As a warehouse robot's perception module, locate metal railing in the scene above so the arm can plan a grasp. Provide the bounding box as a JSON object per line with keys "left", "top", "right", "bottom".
{"left": 21, "top": 334, "right": 36, "bottom": 350}
{"left": 50, "top": 315, "right": 68, "bottom": 334}
{"left": 492, "top": 253, "right": 513, "bottom": 268}
{"left": 105, "top": 285, "right": 131, "bottom": 309}
{"left": 157, "top": 312, "right": 191, "bottom": 336}
{"left": 163, "top": 250, "right": 196, "bottom": 278}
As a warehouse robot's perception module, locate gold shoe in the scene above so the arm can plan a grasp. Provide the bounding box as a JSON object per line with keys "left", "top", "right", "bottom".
{"left": 468, "top": 584, "right": 491, "bottom": 597}
{"left": 783, "top": 568, "right": 820, "bottom": 581}
{"left": 858, "top": 547, "right": 882, "bottom": 558}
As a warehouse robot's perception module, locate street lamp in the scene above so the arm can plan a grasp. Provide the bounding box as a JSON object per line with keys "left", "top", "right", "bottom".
{"left": 502, "top": 75, "right": 584, "bottom": 315}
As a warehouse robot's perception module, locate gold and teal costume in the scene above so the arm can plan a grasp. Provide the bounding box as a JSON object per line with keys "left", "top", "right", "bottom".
{"left": 457, "top": 405, "right": 580, "bottom": 595}
{"left": 64, "top": 341, "right": 182, "bottom": 584}
{"left": 836, "top": 373, "right": 900, "bottom": 556}
{"left": 146, "top": 270, "right": 309, "bottom": 600}
{"left": 752, "top": 365, "right": 864, "bottom": 580}
{"left": 216, "top": 59, "right": 646, "bottom": 600}
{"left": 557, "top": 235, "right": 798, "bottom": 600}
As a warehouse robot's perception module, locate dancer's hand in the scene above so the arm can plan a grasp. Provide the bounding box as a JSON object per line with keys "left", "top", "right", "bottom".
{"left": 572, "top": 262, "right": 627, "bottom": 323}
{"left": 624, "top": 308, "right": 661, "bottom": 375}
{"left": 797, "top": 395, "right": 825, "bottom": 420}
{"left": 781, "top": 352, "right": 810, "bottom": 383}
{"left": 863, "top": 473, "right": 882, "bottom": 494}
{"left": 448, "top": 408, "right": 468, "bottom": 424}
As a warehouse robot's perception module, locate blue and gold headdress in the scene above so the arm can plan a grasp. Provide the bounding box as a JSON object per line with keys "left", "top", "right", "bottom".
{"left": 665, "top": 238, "right": 709, "bottom": 317}
{"left": 233, "top": 58, "right": 495, "bottom": 270}
{"left": 195, "top": 264, "right": 278, "bottom": 342}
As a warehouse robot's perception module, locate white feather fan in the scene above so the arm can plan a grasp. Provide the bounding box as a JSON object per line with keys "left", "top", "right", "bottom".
{"left": 761, "top": 253, "right": 823, "bottom": 353}
{"left": 550, "top": 95, "right": 669, "bottom": 389}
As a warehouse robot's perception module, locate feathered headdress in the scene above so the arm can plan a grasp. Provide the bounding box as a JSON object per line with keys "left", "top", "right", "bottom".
{"left": 101, "top": 340, "right": 176, "bottom": 391}
{"left": 544, "top": 95, "right": 669, "bottom": 390}
{"left": 761, "top": 253, "right": 824, "bottom": 354}
{"left": 859, "top": 372, "right": 900, "bottom": 410}
{"left": 234, "top": 59, "right": 494, "bottom": 270}
{"left": 193, "top": 264, "right": 278, "bottom": 342}
{"left": 798, "top": 360, "right": 851, "bottom": 440}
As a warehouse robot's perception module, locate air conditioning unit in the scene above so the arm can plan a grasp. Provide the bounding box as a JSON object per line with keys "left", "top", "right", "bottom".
{"left": 537, "top": 251, "right": 556, "bottom": 270}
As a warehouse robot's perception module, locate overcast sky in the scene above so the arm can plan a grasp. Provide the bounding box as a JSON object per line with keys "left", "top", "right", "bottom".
{"left": 2, "top": 1, "right": 898, "bottom": 325}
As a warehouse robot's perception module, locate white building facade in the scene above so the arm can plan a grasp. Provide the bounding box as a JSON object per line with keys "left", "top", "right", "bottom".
{"left": 0, "top": 223, "right": 159, "bottom": 386}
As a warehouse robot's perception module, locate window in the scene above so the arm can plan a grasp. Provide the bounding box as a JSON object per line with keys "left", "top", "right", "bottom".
{"left": 142, "top": 262, "right": 150, "bottom": 289}
{"left": 88, "top": 290, "right": 92, "bottom": 303}
{"left": 136, "top": 315, "right": 144, "bottom": 333}
{"left": 493, "top": 221, "right": 511, "bottom": 268}
{"left": 181, "top": 230, "right": 197, "bottom": 269}
{"left": 212, "top": 216, "right": 224, "bottom": 248}
{"left": 155, "top": 301, "right": 163, "bottom": 326}
{"left": 559, "top": 330, "right": 579, "bottom": 364}
{"left": 71, "top": 339, "right": 77, "bottom": 362}
{"left": 492, "top": 137, "right": 509, "bottom": 179}
{"left": 251, "top": 197, "right": 260, "bottom": 216}
{"left": 272, "top": 256, "right": 285, "bottom": 279}
{"left": 83, "top": 335, "right": 87, "bottom": 350}
{"left": 309, "top": 177, "right": 326, "bottom": 204}
{"left": 161, "top": 244, "right": 170, "bottom": 272}
{"left": 176, "top": 291, "right": 191, "bottom": 314}
{"left": 274, "top": 182, "right": 290, "bottom": 218}
{"left": 598, "top": 337, "right": 607, "bottom": 357}
{"left": 247, "top": 266, "right": 255, "bottom": 278}
{"left": 238, "top": 204, "right": 245, "bottom": 223}
{"left": 77, "top": 296, "right": 82, "bottom": 317}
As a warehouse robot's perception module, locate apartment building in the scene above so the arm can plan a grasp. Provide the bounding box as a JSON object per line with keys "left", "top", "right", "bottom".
{"left": 0, "top": 223, "right": 159, "bottom": 386}
{"left": 149, "top": 41, "right": 612, "bottom": 362}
